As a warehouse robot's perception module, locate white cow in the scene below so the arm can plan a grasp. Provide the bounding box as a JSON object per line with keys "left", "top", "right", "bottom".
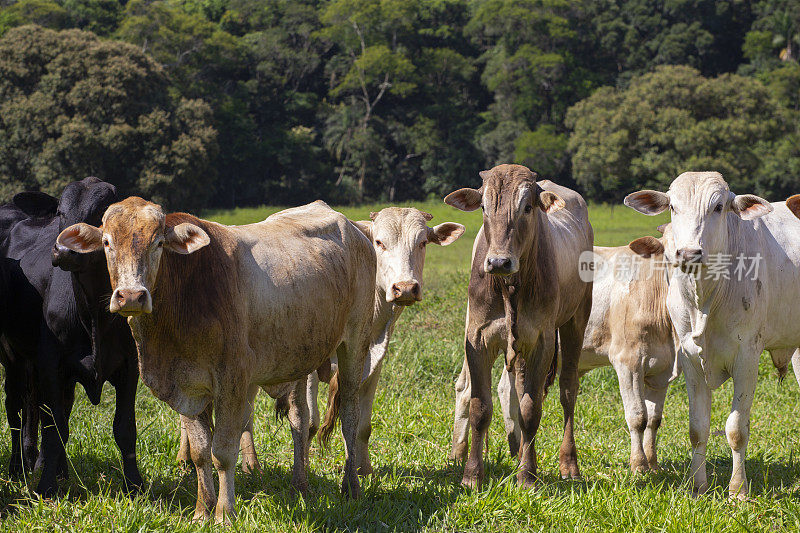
{"left": 625, "top": 171, "right": 800, "bottom": 498}
{"left": 452, "top": 235, "right": 680, "bottom": 473}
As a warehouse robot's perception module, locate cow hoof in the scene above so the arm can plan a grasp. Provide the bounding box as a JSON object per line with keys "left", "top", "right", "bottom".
{"left": 648, "top": 462, "right": 661, "bottom": 473}
{"left": 630, "top": 462, "right": 649, "bottom": 474}
{"left": 460, "top": 474, "right": 482, "bottom": 490}
{"left": 341, "top": 476, "right": 360, "bottom": 499}
{"left": 241, "top": 459, "right": 261, "bottom": 475}
{"left": 517, "top": 472, "right": 537, "bottom": 489}
{"left": 8, "top": 458, "right": 23, "bottom": 478}
{"left": 357, "top": 464, "right": 373, "bottom": 477}
{"left": 34, "top": 481, "right": 59, "bottom": 499}
{"left": 692, "top": 482, "right": 709, "bottom": 497}
{"left": 507, "top": 434, "right": 519, "bottom": 459}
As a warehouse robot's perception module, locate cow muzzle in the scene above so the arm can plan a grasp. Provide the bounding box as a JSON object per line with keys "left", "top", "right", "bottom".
{"left": 675, "top": 247, "right": 704, "bottom": 270}
{"left": 110, "top": 287, "right": 152, "bottom": 316}
{"left": 485, "top": 255, "right": 517, "bottom": 276}
{"left": 389, "top": 280, "right": 421, "bottom": 306}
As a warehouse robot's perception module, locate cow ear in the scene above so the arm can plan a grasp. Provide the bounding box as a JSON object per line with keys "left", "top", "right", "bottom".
{"left": 369, "top": 211, "right": 379, "bottom": 221}
{"left": 352, "top": 220, "right": 373, "bottom": 240}
{"left": 428, "top": 222, "right": 465, "bottom": 246}
{"left": 656, "top": 223, "right": 669, "bottom": 235}
{"left": 624, "top": 190, "right": 670, "bottom": 215}
{"left": 788, "top": 195, "right": 800, "bottom": 220}
{"left": 444, "top": 188, "right": 482, "bottom": 211}
{"left": 420, "top": 211, "right": 433, "bottom": 221}
{"left": 165, "top": 223, "right": 210, "bottom": 254}
{"left": 13, "top": 191, "right": 58, "bottom": 217}
{"left": 628, "top": 236, "right": 664, "bottom": 258}
{"left": 57, "top": 223, "right": 103, "bottom": 253}
{"left": 732, "top": 194, "right": 772, "bottom": 220}
{"left": 539, "top": 191, "right": 565, "bottom": 214}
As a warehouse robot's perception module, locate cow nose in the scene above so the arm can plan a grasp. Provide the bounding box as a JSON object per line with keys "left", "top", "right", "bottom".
{"left": 486, "top": 256, "right": 514, "bottom": 275}
{"left": 676, "top": 248, "right": 704, "bottom": 265}
{"left": 111, "top": 288, "right": 151, "bottom": 315}
{"left": 390, "top": 281, "right": 421, "bottom": 305}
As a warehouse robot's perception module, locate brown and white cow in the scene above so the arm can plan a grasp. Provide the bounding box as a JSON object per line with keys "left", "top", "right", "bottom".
{"left": 445, "top": 164, "right": 593, "bottom": 488}
{"left": 56, "top": 198, "right": 375, "bottom": 523}
{"left": 453, "top": 229, "right": 680, "bottom": 473}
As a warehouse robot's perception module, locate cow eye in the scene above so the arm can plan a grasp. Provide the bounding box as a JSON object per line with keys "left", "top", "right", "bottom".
{"left": 419, "top": 240, "right": 427, "bottom": 249}
{"left": 714, "top": 203, "right": 723, "bottom": 213}
{"left": 103, "top": 238, "right": 110, "bottom": 247}
{"left": 524, "top": 204, "right": 533, "bottom": 213}
{"left": 375, "top": 240, "right": 386, "bottom": 251}
{"left": 157, "top": 240, "right": 164, "bottom": 248}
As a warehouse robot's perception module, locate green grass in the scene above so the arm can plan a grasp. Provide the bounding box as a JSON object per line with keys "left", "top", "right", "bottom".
{"left": 2, "top": 201, "right": 799, "bottom": 531}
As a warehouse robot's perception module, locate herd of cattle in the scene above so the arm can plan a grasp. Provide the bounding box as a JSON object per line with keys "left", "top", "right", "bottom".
{"left": 1, "top": 165, "right": 800, "bottom": 523}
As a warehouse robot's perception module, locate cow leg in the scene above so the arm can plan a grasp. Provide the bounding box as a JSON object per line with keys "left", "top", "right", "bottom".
{"left": 23, "top": 378, "right": 40, "bottom": 472}
{"left": 462, "top": 331, "right": 492, "bottom": 489}
{"left": 36, "top": 346, "right": 69, "bottom": 496}
{"left": 5, "top": 364, "right": 27, "bottom": 476}
{"left": 514, "top": 332, "right": 553, "bottom": 487}
{"left": 306, "top": 371, "right": 320, "bottom": 460}
{"left": 683, "top": 354, "right": 711, "bottom": 496}
{"left": 177, "top": 419, "right": 191, "bottom": 464}
{"left": 449, "top": 359, "right": 471, "bottom": 462}
{"left": 643, "top": 383, "right": 668, "bottom": 471}
{"left": 726, "top": 352, "right": 758, "bottom": 500}
{"left": 56, "top": 381, "right": 76, "bottom": 480}
{"left": 110, "top": 362, "right": 143, "bottom": 491}
{"left": 558, "top": 319, "right": 584, "bottom": 480}
{"left": 185, "top": 406, "right": 216, "bottom": 522}
{"left": 211, "top": 393, "right": 249, "bottom": 525}
{"left": 239, "top": 384, "right": 261, "bottom": 474}
{"left": 611, "top": 356, "right": 648, "bottom": 472}
{"left": 497, "top": 365, "right": 521, "bottom": 459}
{"left": 356, "top": 357, "right": 383, "bottom": 476}
{"left": 335, "top": 339, "right": 366, "bottom": 498}
{"left": 286, "top": 378, "right": 310, "bottom": 493}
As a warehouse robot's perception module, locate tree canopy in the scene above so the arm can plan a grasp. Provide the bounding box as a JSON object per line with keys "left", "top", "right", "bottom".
{"left": 0, "top": 0, "right": 797, "bottom": 208}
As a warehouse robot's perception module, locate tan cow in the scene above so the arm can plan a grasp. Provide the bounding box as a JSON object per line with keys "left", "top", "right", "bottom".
{"left": 315, "top": 207, "right": 465, "bottom": 473}
{"left": 445, "top": 164, "right": 593, "bottom": 488}
{"left": 174, "top": 207, "right": 465, "bottom": 477}
{"left": 56, "top": 198, "right": 375, "bottom": 523}
{"left": 454, "top": 229, "right": 680, "bottom": 473}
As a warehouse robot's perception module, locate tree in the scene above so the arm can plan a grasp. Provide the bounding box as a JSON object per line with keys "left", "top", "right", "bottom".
{"left": 319, "top": 0, "right": 419, "bottom": 197}
{"left": 566, "top": 65, "right": 792, "bottom": 202}
{"left": 0, "top": 25, "right": 217, "bottom": 208}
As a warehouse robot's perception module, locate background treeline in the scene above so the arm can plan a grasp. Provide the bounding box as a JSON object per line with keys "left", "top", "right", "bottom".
{"left": 0, "top": 0, "right": 798, "bottom": 209}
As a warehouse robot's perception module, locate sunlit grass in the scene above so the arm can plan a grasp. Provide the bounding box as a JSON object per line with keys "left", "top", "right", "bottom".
{"left": 1, "top": 201, "right": 797, "bottom": 531}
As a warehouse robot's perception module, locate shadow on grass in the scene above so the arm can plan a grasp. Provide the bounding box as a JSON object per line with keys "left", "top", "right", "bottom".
{"left": 2, "top": 445, "right": 800, "bottom": 529}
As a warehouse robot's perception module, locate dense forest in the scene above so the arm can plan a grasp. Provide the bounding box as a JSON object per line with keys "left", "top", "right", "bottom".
{"left": 0, "top": 0, "right": 798, "bottom": 209}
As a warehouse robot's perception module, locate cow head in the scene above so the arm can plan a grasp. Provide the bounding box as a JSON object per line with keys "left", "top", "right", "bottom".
{"left": 51, "top": 177, "right": 118, "bottom": 273}
{"left": 354, "top": 208, "right": 464, "bottom": 305}
{"left": 445, "top": 164, "right": 564, "bottom": 276}
{"left": 788, "top": 195, "right": 800, "bottom": 220}
{"left": 55, "top": 197, "right": 209, "bottom": 316}
{"left": 624, "top": 172, "right": 772, "bottom": 269}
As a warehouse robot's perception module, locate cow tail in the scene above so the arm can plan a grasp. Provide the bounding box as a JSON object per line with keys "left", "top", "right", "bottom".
{"left": 543, "top": 332, "right": 559, "bottom": 397}
{"left": 317, "top": 369, "right": 341, "bottom": 450}
{"left": 274, "top": 393, "right": 290, "bottom": 420}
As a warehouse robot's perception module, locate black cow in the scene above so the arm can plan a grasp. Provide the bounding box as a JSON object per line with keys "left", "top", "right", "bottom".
{"left": 0, "top": 177, "right": 142, "bottom": 496}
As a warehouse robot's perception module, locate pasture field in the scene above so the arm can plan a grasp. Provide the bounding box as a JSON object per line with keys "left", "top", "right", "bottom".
{"left": 2, "top": 201, "right": 800, "bottom": 532}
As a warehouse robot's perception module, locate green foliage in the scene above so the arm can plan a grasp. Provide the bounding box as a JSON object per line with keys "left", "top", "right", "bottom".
{"left": 0, "top": 0, "right": 797, "bottom": 208}
{"left": 566, "top": 65, "right": 795, "bottom": 201}
{"left": 0, "top": 25, "right": 217, "bottom": 208}
{"left": 0, "top": 0, "right": 71, "bottom": 36}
